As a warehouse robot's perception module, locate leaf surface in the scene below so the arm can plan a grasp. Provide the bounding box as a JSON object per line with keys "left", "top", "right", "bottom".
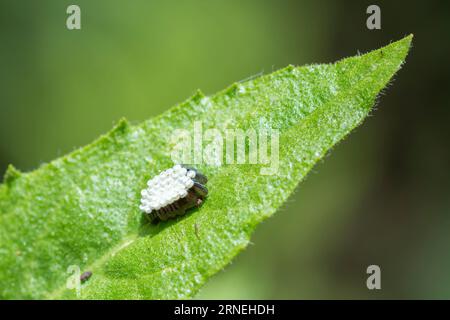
{"left": 0, "top": 35, "right": 412, "bottom": 299}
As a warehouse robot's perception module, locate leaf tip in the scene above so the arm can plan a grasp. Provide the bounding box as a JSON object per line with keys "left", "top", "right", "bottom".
{"left": 399, "top": 33, "right": 413, "bottom": 48}
{"left": 389, "top": 34, "right": 414, "bottom": 58}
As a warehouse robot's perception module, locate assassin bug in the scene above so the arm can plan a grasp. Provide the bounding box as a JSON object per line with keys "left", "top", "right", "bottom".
{"left": 139, "top": 164, "right": 208, "bottom": 222}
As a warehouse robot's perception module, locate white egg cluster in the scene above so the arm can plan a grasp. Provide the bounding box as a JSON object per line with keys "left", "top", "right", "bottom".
{"left": 139, "top": 164, "right": 196, "bottom": 213}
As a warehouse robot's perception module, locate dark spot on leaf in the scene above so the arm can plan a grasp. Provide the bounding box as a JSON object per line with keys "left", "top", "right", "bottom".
{"left": 80, "top": 271, "right": 92, "bottom": 283}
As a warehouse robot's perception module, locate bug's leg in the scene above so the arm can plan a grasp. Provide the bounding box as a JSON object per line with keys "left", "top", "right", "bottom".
{"left": 174, "top": 202, "right": 187, "bottom": 217}
{"left": 156, "top": 209, "right": 167, "bottom": 222}
{"left": 151, "top": 212, "right": 161, "bottom": 224}
{"left": 196, "top": 197, "right": 203, "bottom": 207}
{"left": 189, "top": 189, "right": 204, "bottom": 207}
{"left": 175, "top": 207, "right": 187, "bottom": 217}
{"left": 168, "top": 203, "right": 180, "bottom": 219}
{"left": 184, "top": 189, "right": 203, "bottom": 209}
{"left": 192, "top": 182, "right": 208, "bottom": 198}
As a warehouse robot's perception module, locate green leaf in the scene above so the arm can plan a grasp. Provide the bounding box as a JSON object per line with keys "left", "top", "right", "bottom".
{"left": 0, "top": 35, "right": 412, "bottom": 299}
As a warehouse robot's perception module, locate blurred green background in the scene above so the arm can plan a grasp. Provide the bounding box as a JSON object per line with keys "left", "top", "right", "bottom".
{"left": 1, "top": 0, "right": 449, "bottom": 299}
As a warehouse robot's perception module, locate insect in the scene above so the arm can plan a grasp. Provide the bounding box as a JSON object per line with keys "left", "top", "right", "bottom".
{"left": 139, "top": 164, "right": 208, "bottom": 222}
{"left": 80, "top": 271, "right": 92, "bottom": 283}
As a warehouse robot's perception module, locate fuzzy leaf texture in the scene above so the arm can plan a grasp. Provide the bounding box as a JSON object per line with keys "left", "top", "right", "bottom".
{"left": 0, "top": 35, "right": 412, "bottom": 299}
